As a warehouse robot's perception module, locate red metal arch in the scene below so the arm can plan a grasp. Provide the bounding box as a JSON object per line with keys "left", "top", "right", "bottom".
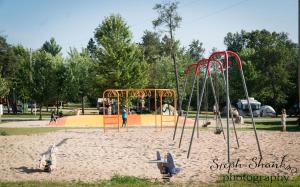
{"left": 184, "top": 58, "right": 209, "bottom": 76}
{"left": 208, "top": 50, "right": 242, "bottom": 69}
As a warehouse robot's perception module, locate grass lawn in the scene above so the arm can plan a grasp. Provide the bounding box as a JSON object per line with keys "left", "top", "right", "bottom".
{"left": 245, "top": 120, "right": 300, "bottom": 132}
{"left": 0, "top": 174, "right": 299, "bottom": 187}
{"left": 0, "top": 127, "right": 98, "bottom": 136}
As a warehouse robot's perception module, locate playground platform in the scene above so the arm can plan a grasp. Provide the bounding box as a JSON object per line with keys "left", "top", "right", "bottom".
{"left": 49, "top": 114, "right": 197, "bottom": 127}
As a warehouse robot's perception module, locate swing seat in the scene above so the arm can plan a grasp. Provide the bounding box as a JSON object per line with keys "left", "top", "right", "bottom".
{"left": 202, "top": 121, "right": 211, "bottom": 127}
{"left": 214, "top": 128, "right": 223, "bottom": 134}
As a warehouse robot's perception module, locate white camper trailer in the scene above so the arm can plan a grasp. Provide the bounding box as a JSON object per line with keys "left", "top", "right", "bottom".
{"left": 237, "top": 97, "right": 261, "bottom": 117}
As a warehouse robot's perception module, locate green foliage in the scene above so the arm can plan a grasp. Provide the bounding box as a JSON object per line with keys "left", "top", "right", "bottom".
{"left": 93, "top": 14, "right": 149, "bottom": 93}
{"left": 140, "top": 30, "right": 161, "bottom": 64}
{"left": 0, "top": 74, "right": 9, "bottom": 97}
{"left": 188, "top": 39, "right": 205, "bottom": 61}
{"left": 224, "top": 30, "right": 298, "bottom": 112}
{"left": 41, "top": 37, "right": 62, "bottom": 56}
{"left": 13, "top": 45, "right": 31, "bottom": 102}
{"left": 153, "top": 1, "right": 182, "bottom": 34}
{"left": 110, "top": 175, "right": 154, "bottom": 186}
{"left": 0, "top": 130, "right": 8, "bottom": 136}
{"left": 30, "top": 51, "right": 55, "bottom": 119}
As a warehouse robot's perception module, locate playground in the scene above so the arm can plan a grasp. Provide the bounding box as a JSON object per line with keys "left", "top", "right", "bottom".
{"left": 0, "top": 50, "right": 299, "bottom": 186}
{"left": 0, "top": 127, "right": 299, "bottom": 183}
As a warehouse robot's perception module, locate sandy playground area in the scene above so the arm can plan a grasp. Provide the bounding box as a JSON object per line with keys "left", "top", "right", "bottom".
{"left": 0, "top": 127, "right": 299, "bottom": 183}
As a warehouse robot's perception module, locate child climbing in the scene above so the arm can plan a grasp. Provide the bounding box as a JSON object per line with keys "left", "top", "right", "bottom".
{"left": 281, "top": 108, "right": 287, "bottom": 132}
{"left": 122, "top": 107, "right": 127, "bottom": 128}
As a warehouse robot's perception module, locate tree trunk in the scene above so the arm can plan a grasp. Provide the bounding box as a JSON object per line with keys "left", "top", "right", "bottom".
{"left": 46, "top": 104, "right": 49, "bottom": 112}
{"left": 39, "top": 105, "right": 42, "bottom": 120}
{"left": 298, "top": 0, "right": 300, "bottom": 126}
{"left": 6, "top": 97, "right": 10, "bottom": 114}
{"left": 56, "top": 99, "right": 59, "bottom": 115}
{"left": 30, "top": 100, "right": 33, "bottom": 114}
{"left": 169, "top": 24, "right": 181, "bottom": 116}
{"left": 81, "top": 96, "right": 85, "bottom": 115}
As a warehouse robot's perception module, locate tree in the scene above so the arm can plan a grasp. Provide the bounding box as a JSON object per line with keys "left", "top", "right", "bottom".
{"left": 0, "top": 75, "right": 9, "bottom": 97}
{"left": 153, "top": 1, "right": 182, "bottom": 113}
{"left": 66, "top": 48, "right": 95, "bottom": 114}
{"left": 87, "top": 38, "right": 97, "bottom": 59}
{"left": 41, "top": 37, "right": 62, "bottom": 56}
{"left": 188, "top": 40, "right": 205, "bottom": 61}
{"left": 30, "top": 51, "right": 55, "bottom": 119}
{"left": 52, "top": 55, "right": 68, "bottom": 114}
{"left": 13, "top": 45, "right": 31, "bottom": 111}
{"left": 140, "top": 30, "right": 161, "bottom": 64}
{"left": 224, "top": 30, "right": 298, "bottom": 113}
{"left": 0, "top": 35, "right": 20, "bottom": 114}
{"left": 93, "top": 14, "right": 149, "bottom": 93}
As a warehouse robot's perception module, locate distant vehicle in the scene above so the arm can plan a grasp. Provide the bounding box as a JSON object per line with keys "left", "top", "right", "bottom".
{"left": 236, "top": 97, "right": 261, "bottom": 117}
{"left": 260, "top": 105, "right": 276, "bottom": 117}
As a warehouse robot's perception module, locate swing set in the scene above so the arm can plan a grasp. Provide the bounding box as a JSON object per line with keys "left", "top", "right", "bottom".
{"left": 173, "top": 50, "right": 262, "bottom": 163}
{"left": 102, "top": 89, "right": 177, "bottom": 132}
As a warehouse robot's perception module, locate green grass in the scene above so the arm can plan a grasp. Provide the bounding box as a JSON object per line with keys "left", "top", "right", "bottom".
{"left": 0, "top": 174, "right": 299, "bottom": 187}
{"left": 0, "top": 175, "right": 159, "bottom": 187}
{"left": 245, "top": 120, "right": 300, "bottom": 132}
{"left": 0, "top": 127, "right": 94, "bottom": 136}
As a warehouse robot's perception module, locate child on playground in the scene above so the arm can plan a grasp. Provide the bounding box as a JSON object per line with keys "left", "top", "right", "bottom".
{"left": 122, "top": 107, "right": 127, "bottom": 128}
{"left": 281, "top": 108, "right": 287, "bottom": 132}
{"left": 50, "top": 111, "right": 57, "bottom": 124}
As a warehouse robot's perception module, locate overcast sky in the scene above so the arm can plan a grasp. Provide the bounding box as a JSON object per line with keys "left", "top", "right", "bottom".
{"left": 0, "top": 0, "right": 297, "bottom": 56}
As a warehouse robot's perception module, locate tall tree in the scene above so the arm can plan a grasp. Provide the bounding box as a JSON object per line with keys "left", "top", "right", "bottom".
{"left": 140, "top": 30, "right": 161, "bottom": 64}
{"left": 0, "top": 35, "right": 20, "bottom": 114}
{"left": 66, "top": 48, "right": 94, "bottom": 114}
{"left": 93, "top": 14, "right": 149, "bottom": 93}
{"left": 188, "top": 39, "right": 205, "bottom": 61}
{"left": 224, "top": 30, "right": 298, "bottom": 113}
{"left": 87, "top": 38, "right": 97, "bottom": 59}
{"left": 30, "top": 51, "right": 55, "bottom": 119}
{"left": 153, "top": 1, "right": 182, "bottom": 113}
{"left": 41, "top": 37, "right": 62, "bottom": 56}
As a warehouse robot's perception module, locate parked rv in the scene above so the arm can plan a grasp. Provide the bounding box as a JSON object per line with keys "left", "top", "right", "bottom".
{"left": 260, "top": 105, "right": 276, "bottom": 117}
{"left": 236, "top": 97, "right": 261, "bottom": 117}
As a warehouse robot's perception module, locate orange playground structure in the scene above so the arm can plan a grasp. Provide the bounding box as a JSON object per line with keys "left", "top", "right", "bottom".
{"left": 102, "top": 89, "right": 176, "bottom": 132}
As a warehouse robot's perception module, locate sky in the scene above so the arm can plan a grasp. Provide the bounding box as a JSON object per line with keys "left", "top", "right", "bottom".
{"left": 0, "top": 0, "right": 298, "bottom": 56}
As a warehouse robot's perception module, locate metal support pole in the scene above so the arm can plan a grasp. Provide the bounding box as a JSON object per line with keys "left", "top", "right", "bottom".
{"left": 221, "top": 73, "right": 239, "bottom": 147}
{"left": 179, "top": 73, "right": 197, "bottom": 148}
{"left": 229, "top": 99, "right": 239, "bottom": 148}
{"left": 187, "top": 70, "right": 208, "bottom": 158}
{"left": 240, "top": 69, "right": 262, "bottom": 158}
{"left": 173, "top": 77, "right": 188, "bottom": 140}
{"left": 225, "top": 55, "right": 230, "bottom": 163}
{"left": 196, "top": 74, "right": 199, "bottom": 138}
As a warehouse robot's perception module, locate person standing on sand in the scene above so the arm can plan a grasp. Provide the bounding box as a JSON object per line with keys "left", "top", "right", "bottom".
{"left": 281, "top": 108, "right": 287, "bottom": 132}
{"left": 122, "top": 107, "right": 127, "bottom": 128}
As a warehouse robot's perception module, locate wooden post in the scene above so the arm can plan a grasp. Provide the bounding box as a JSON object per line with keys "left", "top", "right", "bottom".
{"left": 160, "top": 92, "right": 163, "bottom": 131}
{"left": 155, "top": 90, "right": 157, "bottom": 130}
{"left": 117, "top": 93, "right": 120, "bottom": 132}
{"left": 126, "top": 90, "right": 129, "bottom": 132}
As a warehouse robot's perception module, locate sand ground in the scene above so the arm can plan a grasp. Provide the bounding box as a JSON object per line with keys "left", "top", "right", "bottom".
{"left": 0, "top": 127, "right": 299, "bottom": 183}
